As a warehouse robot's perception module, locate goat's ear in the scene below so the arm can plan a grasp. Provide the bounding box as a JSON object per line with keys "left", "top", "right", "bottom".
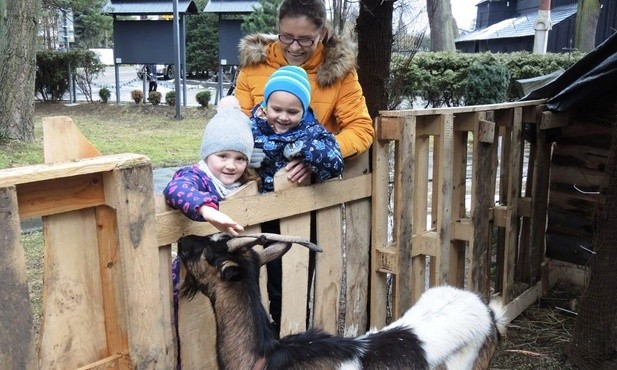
{"left": 219, "top": 260, "right": 243, "bottom": 282}
{"left": 256, "top": 242, "right": 292, "bottom": 265}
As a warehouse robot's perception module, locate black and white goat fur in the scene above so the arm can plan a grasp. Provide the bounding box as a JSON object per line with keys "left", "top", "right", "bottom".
{"left": 178, "top": 233, "right": 507, "bottom": 370}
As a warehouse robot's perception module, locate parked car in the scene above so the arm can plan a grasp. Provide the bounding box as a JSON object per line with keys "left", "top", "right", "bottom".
{"left": 136, "top": 64, "right": 174, "bottom": 80}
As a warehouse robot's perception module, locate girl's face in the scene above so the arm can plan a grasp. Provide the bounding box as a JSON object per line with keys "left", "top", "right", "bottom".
{"left": 264, "top": 91, "right": 303, "bottom": 133}
{"left": 278, "top": 16, "right": 324, "bottom": 66}
{"left": 206, "top": 151, "right": 248, "bottom": 185}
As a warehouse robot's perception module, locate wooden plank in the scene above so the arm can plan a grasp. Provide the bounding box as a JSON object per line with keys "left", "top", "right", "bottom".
{"left": 529, "top": 118, "right": 552, "bottom": 285}
{"left": 103, "top": 164, "right": 175, "bottom": 369}
{"left": 178, "top": 282, "right": 217, "bottom": 370}
{"left": 411, "top": 231, "right": 439, "bottom": 257}
{"left": 503, "top": 108, "right": 523, "bottom": 302}
{"left": 517, "top": 143, "right": 536, "bottom": 283}
{"left": 16, "top": 173, "right": 105, "bottom": 219}
{"left": 410, "top": 123, "right": 428, "bottom": 304}
{"left": 95, "top": 206, "right": 129, "bottom": 366}
{"left": 549, "top": 164, "right": 604, "bottom": 186}
{"left": 0, "top": 186, "right": 36, "bottom": 370}
{"left": 0, "top": 153, "right": 149, "bottom": 187}
{"left": 280, "top": 213, "right": 311, "bottom": 335}
{"left": 379, "top": 99, "right": 547, "bottom": 117}
{"left": 449, "top": 129, "right": 470, "bottom": 287}
{"left": 313, "top": 204, "right": 342, "bottom": 334}
{"left": 76, "top": 353, "right": 129, "bottom": 370}
{"left": 478, "top": 119, "right": 496, "bottom": 143}
{"left": 38, "top": 209, "right": 108, "bottom": 369}
{"left": 518, "top": 197, "right": 532, "bottom": 218}
{"left": 370, "top": 116, "right": 390, "bottom": 329}
{"left": 38, "top": 116, "right": 109, "bottom": 369}
{"left": 156, "top": 174, "right": 372, "bottom": 246}
{"left": 540, "top": 110, "right": 573, "bottom": 129}
{"left": 433, "top": 113, "right": 454, "bottom": 285}
{"left": 503, "top": 281, "right": 543, "bottom": 325}
{"left": 452, "top": 218, "right": 473, "bottom": 241}
{"left": 469, "top": 112, "right": 495, "bottom": 297}
{"left": 43, "top": 116, "right": 101, "bottom": 161}
{"left": 378, "top": 116, "right": 403, "bottom": 140}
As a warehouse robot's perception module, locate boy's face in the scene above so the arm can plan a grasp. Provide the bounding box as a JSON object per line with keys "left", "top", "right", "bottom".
{"left": 206, "top": 151, "right": 248, "bottom": 185}
{"left": 264, "top": 91, "right": 303, "bottom": 133}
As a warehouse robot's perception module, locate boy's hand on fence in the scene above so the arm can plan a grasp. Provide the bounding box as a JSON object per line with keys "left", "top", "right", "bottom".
{"left": 285, "top": 159, "right": 311, "bottom": 184}
{"left": 200, "top": 206, "right": 244, "bottom": 236}
{"left": 249, "top": 147, "right": 266, "bottom": 169}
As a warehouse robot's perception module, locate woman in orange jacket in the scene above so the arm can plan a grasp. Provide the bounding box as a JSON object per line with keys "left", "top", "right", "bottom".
{"left": 235, "top": 0, "right": 374, "bottom": 184}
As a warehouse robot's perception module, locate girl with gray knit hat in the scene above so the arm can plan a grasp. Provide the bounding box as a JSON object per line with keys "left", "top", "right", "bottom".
{"left": 163, "top": 96, "right": 258, "bottom": 236}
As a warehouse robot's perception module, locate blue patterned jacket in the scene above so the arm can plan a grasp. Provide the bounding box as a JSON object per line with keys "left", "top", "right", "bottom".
{"left": 251, "top": 107, "right": 344, "bottom": 193}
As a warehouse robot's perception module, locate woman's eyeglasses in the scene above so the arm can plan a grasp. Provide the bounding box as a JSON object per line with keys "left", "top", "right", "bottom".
{"left": 278, "top": 34, "right": 317, "bottom": 47}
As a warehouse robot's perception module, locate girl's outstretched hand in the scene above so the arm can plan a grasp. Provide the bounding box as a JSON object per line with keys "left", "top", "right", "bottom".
{"left": 200, "top": 205, "right": 244, "bottom": 236}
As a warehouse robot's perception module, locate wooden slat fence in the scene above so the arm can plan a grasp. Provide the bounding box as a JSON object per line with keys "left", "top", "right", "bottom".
{"left": 0, "top": 99, "right": 572, "bottom": 369}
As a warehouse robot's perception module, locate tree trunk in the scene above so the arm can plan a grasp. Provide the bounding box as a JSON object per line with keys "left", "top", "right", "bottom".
{"left": 426, "top": 0, "right": 456, "bottom": 51}
{"left": 575, "top": 0, "right": 601, "bottom": 52}
{"left": 568, "top": 101, "right": 617, "bottom": 368}
{"left": 356, "top": 0, "right": 393, "bottom": 118}
{"left": 0, "top": 0, "right": 38, "bottom": 142}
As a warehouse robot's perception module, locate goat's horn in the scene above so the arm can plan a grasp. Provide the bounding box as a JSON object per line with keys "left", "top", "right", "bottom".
{"left": 226, "top": 233, "right": 323, "bottom": 253}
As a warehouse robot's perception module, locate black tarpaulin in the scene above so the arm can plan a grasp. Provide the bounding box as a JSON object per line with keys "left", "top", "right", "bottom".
{"left": 521, "top": 31, "right": 617, "bottom": 112}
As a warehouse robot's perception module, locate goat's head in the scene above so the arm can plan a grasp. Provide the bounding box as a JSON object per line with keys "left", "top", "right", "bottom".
{"left": 178, "top": 233, "right": 322, "bottom": 300}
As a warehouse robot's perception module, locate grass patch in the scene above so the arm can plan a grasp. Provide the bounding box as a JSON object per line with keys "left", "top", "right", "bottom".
{"left": 22, "top": 231, "right": 44, "bottom": 342}
{"left": 1, "top": 101, "right": 215, "bottom": 169}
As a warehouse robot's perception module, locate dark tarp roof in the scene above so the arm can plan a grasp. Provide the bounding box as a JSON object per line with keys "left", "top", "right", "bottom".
{"left": 104, "top": 1, "right": 198, "bottom": 15}
{"left": 521, "top": 31, "right": 617, "bottom": 112}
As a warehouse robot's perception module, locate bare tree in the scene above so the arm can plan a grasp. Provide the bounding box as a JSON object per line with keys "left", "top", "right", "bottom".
{"left": 426, "top": 0, "right": 456, "bottom": 51}
{"left": 575, "top": 0, "right": 601, "bottom": 52}
{"left": 329, "top": 0, "right": 353, "bottom": 35}
{"left": 356, "top": 0, "right": 394, "bottom": 118}
{"left": 0, "top": 0, "right": 38, "bottom": 142}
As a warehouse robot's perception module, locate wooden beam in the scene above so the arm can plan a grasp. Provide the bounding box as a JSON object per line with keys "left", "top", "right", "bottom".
{"left": 156, "top": 174, "right": 372, "bottom": 245}
{"left": 16, "top": 173, "right": 105, "bottom": 219}
{"left": 370, "top": 116, "right": 391, "bottom": 329}
{"left": 0, "top": 153, "right": 150, "bottom": 187}
{"left": 0, "top": 185, "right": 36, "bottom": 370}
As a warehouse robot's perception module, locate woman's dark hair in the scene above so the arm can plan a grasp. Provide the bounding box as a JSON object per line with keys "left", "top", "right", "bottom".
{"left": 278, "top": 0, "right": 327, "bottom": 30}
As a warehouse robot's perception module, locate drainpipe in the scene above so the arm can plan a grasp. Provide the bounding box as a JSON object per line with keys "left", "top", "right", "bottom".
{"left": 533, "top": 0, "right": 551, "bottom": 54}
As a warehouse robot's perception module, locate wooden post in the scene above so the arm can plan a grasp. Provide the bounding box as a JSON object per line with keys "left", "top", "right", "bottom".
{"left": 370, "top": 116, "right": 391, "bottom": 329}
{"left": 0, "top": 185, "right": 36, "bottom": 370}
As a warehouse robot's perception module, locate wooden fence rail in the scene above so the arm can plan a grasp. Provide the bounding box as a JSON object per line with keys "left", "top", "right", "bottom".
{"left": 0, "top": 99, "right": 571, "bottom": 369}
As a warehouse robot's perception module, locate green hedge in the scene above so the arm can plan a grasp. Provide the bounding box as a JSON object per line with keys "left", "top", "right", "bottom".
{"left": 35, "top": 50, "right": 105, "bottom": 102}
{"left": 391, "top": 51, "right": 585, "bottom": 108}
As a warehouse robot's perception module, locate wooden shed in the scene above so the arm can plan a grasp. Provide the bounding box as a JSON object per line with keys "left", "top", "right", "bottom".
{"left": 522, "top": 31, "right": 617, "bottom": 268}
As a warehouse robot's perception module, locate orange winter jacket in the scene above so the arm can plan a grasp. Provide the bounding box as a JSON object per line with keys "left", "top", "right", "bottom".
{"left": 235, "top": 34, "right": 374, "bottom": 159}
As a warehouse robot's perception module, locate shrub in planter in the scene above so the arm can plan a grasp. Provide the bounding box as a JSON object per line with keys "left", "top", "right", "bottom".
{"left": 131, "top": 89, "right": 144, "bottom": 104}
{"left": 148, "top": 91, "right": 162, "bottom": 106}
{"left": 195, "top": 90, "right": 211, "bottom": 108}
{"left": 165, "top": 91, "right": 176, "bottom": 106}
{"left": 99, "top": 87, "right": 111, "bottom": 103}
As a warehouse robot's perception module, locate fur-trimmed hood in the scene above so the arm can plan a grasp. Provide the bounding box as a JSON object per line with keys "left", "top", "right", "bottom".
{"left": 238, "top": 33, "right": 358, "bottom": 88}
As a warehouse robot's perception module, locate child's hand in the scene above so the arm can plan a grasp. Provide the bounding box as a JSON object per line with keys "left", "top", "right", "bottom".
{"left": 200, "top": 206, "right": 244, "bottom": 236}
{"left": 285, "top": 159, "right": 312, "bottom": 183}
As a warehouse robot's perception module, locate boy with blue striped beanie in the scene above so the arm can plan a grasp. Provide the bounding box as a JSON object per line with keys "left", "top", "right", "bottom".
{"left": 250, "top": 65, "right": 343, "bottom": 193}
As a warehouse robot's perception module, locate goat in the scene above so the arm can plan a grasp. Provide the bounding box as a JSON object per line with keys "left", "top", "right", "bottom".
{"left": 178, "top": 233, "right": 507, "bottom": 370}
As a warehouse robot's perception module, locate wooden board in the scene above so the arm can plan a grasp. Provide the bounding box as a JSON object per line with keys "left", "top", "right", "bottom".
{"left": 370, "top": 116, "right": 391, "bottom": 329}
{"left": 103, "top": 164, "right": 175, "bottom": 369}
{"left": 38, "top": 209, "right": 108, "bottom": 369}
{"left": 0, "top": 186, "right": 35, "bottom": 370}
{"left": 38, "top": 116, "right": 108, "bottom": 368}
{"left": 338, "top": 153, "right": 370, "bottom": 335}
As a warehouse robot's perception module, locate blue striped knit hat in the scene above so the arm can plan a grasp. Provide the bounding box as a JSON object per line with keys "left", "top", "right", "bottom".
{"left": 261, "top": 66, "right": 311, "bottom": 119}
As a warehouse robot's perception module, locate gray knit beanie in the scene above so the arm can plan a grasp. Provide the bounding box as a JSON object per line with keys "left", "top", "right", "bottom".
{"left": 200, "top": 96, "right": 253, "bottom": 160}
